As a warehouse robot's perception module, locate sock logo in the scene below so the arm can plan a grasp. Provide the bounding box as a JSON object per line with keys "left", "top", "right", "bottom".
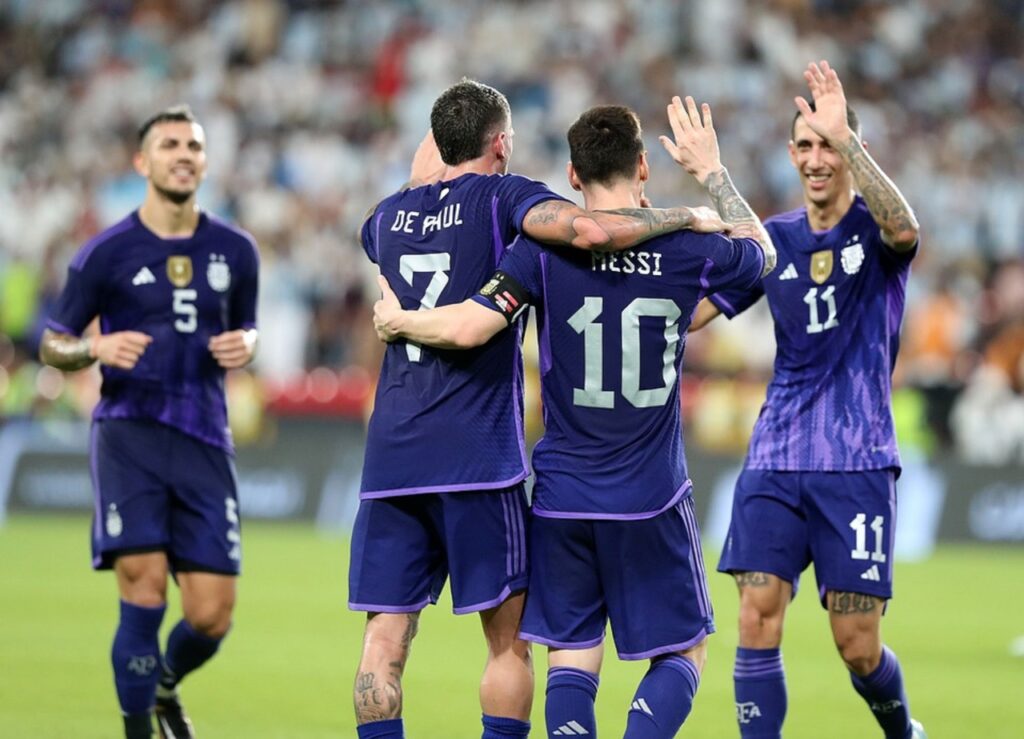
{"left": 553, "top": 721, "right": 590, "bottom": 735}
{"left": 629, "top": 698, "right": 654, "bottom": 716}
{"left": 870, "top": 699, "right": 904, "bottom": 714}
{"left": 736, "top": 701, "right": 762, "bottom": 724}
{"left": 127, "top": 654, "right": 158, "bottom": 676}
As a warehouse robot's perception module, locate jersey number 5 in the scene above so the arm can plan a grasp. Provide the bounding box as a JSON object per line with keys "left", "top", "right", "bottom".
{"left": 399, "top": 253, "right": 451, "bottom": 362}
{"left": 568, "top": 296, "right": 680, "bottom": 409}
{"left": 173, "top": 289, "right": 197, "bottom": 333}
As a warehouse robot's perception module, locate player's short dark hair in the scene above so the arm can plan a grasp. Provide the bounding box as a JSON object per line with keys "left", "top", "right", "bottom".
{"left": 137, "top": 104, "right": 198, "bottom": 148}
{"left": 566, "top": 105, "right": 644, "bottom": 187}
{"left": 791, "top": 100, "right": 861, "bottom": 140}
{"left": 430, "top": 80, "right": 511, "bottom": 166}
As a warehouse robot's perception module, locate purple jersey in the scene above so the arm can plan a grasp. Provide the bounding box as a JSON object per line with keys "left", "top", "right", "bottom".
{"left": 486, "top": 232, "right": 765, "bottom": 518}
{"left": 48, "top": 211, "right": 259, "bottom": 452}
{"left": 360, "top": 173, "right": 564, "bottom": 497}
{"left": 710, "top": 197, "right": 916, "bottom": 471}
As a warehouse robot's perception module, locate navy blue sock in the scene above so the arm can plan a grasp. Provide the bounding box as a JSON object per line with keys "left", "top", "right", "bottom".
{"left": 481, "top": 714, "right": 530, "bottom": 737}
{"left": 734, "top": 647, "right": 786, "bottom": 738}
{"left": 356, "top": 718, "right": 404, "bottom": 738}
{"left": 624, "top": 654, "right": 700, "bottom": 738}
{"left": 850, "top": 646, "right": 913, "bottom": 739}
{"left": 545, "top": 666, "right": 599, "bottom": 737}
{"left": 160, "top": 618, "right": 224, "bottom": 690}
{"left": 111, "top": 600, "right": 166, "bottom": 716}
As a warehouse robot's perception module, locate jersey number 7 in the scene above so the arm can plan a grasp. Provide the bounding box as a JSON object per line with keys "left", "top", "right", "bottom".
{"left": 399, "top": 253, "right": 452, "bottom": 361}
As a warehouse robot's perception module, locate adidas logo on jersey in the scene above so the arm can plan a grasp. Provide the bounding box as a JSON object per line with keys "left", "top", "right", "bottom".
{"left": 553, "top": 721, "right": 590, "bottom": 735}
{"left": 132, "top": 266, "right": 156, "bottom": 286}
{"left": 630, "top": 698, "right": 654, "bottom": 716}
{"left": 860, "top": 564, "right": 881, "bottom": 581}
{"left": 778, "top": 263, "right": 798, "bottom": 280}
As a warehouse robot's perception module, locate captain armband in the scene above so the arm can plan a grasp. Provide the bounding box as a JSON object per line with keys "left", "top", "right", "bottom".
{"left": 477, "top": 271, "right": 530, "bottom": 324}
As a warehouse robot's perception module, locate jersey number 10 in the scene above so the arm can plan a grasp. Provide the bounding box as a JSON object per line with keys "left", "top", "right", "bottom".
{"left": 569, "top": 296, "right": 680, "bottom": 410}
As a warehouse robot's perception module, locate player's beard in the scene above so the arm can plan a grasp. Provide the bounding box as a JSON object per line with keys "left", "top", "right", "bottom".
{"left": 154, "top": 182, "right": 195, "bottom": 205}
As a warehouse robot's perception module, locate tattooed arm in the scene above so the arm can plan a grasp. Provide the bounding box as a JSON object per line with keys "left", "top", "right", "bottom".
{"left": 796, "top": 60, "right": 919, "bottom": 252}
{"left": 40, "top": 327, "right": 152, "bottom": 372}
{"left": 522, "top": 199, "right": 728, "bottom": 252}
{"left": 660, "top": 95, "right": 776, "bottom": 276}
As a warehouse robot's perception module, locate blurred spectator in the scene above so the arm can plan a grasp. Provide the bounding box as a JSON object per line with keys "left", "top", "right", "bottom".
{"left": 0, "top": 0, "right": 1021, "bottom": 463}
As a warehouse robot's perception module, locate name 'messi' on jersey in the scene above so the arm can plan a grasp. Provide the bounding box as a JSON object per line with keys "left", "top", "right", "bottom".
{"left": 591, "top": 250, "right": 663, "bottom": 276}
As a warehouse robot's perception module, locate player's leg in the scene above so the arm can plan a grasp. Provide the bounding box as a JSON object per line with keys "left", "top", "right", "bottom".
{"left": 602, "top": 499, "right": 713, "bottom": 738}
{"left": 114, "top": 552, "right": 171, "bottom": 739}
{"left": 518, "top": 514, "right": 604, "bottom": 738}
{"left": 92, "top": 420, "right": 175, "bottom": 739}
{"left": 808, "top": 470, "right": 919, "bottom": 738}
{"left": 718, "top": 470, "right": 809, "bottom": 739}
{"left": 438, "top": 486, "right": 531, "bottom": 738}
{"left": 478, "top": 592, "right": 533, "bottom": 735}
{"left": 156, "top": 432, "right": 244, "bottom": 738}
{"left": 545, "top": 644, "right": 603, "bottom": 739}
{"left": 349, "top": 494, "right": 445, "bottom": 738}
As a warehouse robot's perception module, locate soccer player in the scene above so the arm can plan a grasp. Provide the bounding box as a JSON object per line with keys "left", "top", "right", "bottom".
{"left": 39, "top": 105, "right": 259, "bottom": 739}
{"left": 350, "top": 80, "right": 728, "bottom": 739}
{"left": 690, "top": 61, "right": 927, "bottom": 738}
{"left": 372, "top": 96, "right": 774, "bottom": 738}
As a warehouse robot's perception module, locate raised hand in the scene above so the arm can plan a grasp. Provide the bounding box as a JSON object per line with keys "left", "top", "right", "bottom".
{"left": 794, "top": 60, "right": 853, "bottom": 145}
{"left": 688, "top": 205, "right": 733, "bottom": 234}
{"left": 208, "top": 329, "right": 257, "bottom": 369}
{"left": 659, "top": 95, "right": 723, "bottom": 186}
{"left": 93, "top": 331, "right": 153, "bottom": 370}
{"left": 373, "top": 275, "right": 403, "bottom": 342}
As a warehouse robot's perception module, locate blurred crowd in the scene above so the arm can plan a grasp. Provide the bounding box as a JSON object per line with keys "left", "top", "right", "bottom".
{"left": 0, "top": 0, "right": 1022, "bottom": 463}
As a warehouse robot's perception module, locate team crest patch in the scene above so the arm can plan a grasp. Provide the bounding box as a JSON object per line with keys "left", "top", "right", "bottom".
{"left": 207, "top": 254, "right": 231, "bottom": 292}
{"left": 167, "top": 255, "right": 193, "bottom": 287}
{"left": 105, "top": 504, "right": 122, "bottom": 538}
{"left": 810, "top": 250, "right": 833, "bottom": 284}
{"left": 479, "top": 276, "right": 500, "bottom": 296}
{"left": 841, "top": 237, "right": 865, "bottom": 275}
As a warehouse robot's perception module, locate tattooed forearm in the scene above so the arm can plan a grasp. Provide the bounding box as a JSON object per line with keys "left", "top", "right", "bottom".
{"left": 524, "top": 200, "right": 705, "bottom": 252}
{"left": 39, "top": 328, "right": 95, "bottom": 371}
{"left": 735, "top": 571, "right": 773, "bottom": 588}
{"left": 704, "top": 168, "right": 777, "bottom": 275}
{"left": 838, "top": 137, "right": 919, "bottom": 251}
{"left": 828, "top": 591, "right": 881, "bottom": 615}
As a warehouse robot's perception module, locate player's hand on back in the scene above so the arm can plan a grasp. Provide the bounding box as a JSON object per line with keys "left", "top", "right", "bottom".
{"left": 373, "top": 275, "right": 403, "bottom": 343}
{"left": 409, "top": 130, "right": 446, "bottom": 188}
{"left": 794, "top": 60, "right": 853, "bottom": 146}
{"left": 208, "top": 329, "right": 257, "bottom": 369}
{"left": 688, "top": 206, "right": 732, "bottom": 234}
{"left": 92, "top": 331, "right": 152, "bottom": 370}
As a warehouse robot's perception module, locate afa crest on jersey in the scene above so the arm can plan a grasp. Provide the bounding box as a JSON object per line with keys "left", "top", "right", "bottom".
{"left": 167, "top": 255, "right": 193, "bottom": 287}
{"left": 841, "top": 237, "right": 865, "bottom": 275}
{"left": 810, "top": 249, "right": 833, "bottom": 284}
{"left": 207, "top": 254, "right": 231, "bottom": 292}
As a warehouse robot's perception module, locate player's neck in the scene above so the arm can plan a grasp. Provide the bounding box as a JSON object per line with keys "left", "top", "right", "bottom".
{"left": 138, "top": 194, "right": 201, "bottom": 239}
{"left": 441, "top": 156, "right": 505, "bottom": 181}
{"left": 804, "top": 188, "right": 855, "bottom": 231}
{"left": 581, "top": 183, "right": 640, "bottom": 212}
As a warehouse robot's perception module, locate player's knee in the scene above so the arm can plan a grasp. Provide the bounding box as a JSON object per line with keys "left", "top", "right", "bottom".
{"left": 833, "top": 632, "right": 881, "bottom": 676}
{"left": 185, "top": 602, "right": 233, "bottom": 638}
{"left": 363, "top": 612, "right": 419, "bottom": 666}
{"left": 737, "top": 601, "right": 784, "bottom": 646}
{"left": 678, "top": 639, "right": 708, "bottom": 674}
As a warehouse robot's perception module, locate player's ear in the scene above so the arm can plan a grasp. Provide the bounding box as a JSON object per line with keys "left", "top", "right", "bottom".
{"left": 787, "top": 140, "right": 798, "bottom": 168}
{"left": 638, "top": 152, "right": 650, "bottom": 183}
{"left": 493, "top": 131, "right": 509, "bottom": 163}
{"left": 566, "top": 161, "right": 582, "bottom": 192}
{"left": 133, "top": 150, "right": 149, "bottom": 178}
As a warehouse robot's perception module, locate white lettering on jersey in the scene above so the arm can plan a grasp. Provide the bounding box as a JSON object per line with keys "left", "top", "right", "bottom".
{"left": 590, "top": 251, "right": 663, "bottom": 276}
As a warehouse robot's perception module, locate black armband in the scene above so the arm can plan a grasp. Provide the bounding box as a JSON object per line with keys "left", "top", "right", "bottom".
{"left": 477, "top": 271, "right": 530, "bottom": 324}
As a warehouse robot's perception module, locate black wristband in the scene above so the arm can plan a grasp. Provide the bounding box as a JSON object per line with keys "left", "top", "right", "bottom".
{"left": 477, "top": 271, "right": 530, "bottom": 324}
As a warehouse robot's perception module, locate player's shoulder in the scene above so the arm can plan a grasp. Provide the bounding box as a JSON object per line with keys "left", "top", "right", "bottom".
{"left": 764, "top": 205, "right": 808, "bottom": 233}
{"left": 203, "top": 212, "right": 259, "bottom": 256}
{"left": 70, "top": 213, "right": 139, "bottom": 270}
{"left": 654, "top": 229, "right": 735, "bottom": 261}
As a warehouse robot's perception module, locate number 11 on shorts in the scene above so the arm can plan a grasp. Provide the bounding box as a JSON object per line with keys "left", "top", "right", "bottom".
{"left": 849, "top": 512, "right": 887, "bottom": 563}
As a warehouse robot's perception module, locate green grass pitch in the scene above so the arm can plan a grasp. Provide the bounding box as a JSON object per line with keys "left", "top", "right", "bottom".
{"left": 1, "top": 514, "right": 1022, "bottom": 737}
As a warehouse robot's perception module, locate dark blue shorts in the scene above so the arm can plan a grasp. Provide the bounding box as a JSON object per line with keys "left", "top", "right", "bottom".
{"left": 519, "top": 496, "right": 714, "bottom": 661}
{"left": 717, "top": 469, "right": 897, "bottom": 605}
{"left": 348, "top": 485, "right": 528, "bottom": 615}
{"left": 90, "top": 419, "right": 241, "bottom": 575}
